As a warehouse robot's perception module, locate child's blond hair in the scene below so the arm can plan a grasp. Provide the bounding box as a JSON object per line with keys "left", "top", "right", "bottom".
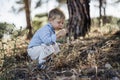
{"left": 48, "top": 8, "right": 65, "bottom": 20}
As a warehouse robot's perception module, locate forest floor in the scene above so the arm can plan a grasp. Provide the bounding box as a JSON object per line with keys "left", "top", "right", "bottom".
{"left": 0, "top": 28, "right": 120, "bottom": 80}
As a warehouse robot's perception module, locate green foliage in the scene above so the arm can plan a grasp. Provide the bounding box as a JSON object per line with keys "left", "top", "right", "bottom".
{"left": 91, "top": 16, "right": 120, "bottom": 34}
{"left": 11, "top": 26, "right": 23, "bottom": 38}
{"left": 32, "top": 13, "right": 48, "bottom": 32}
{"left": 0, "top": 22, "right": 15, "bottom": 39}
{"left": 0, "top": 22, "right": 27, "bottom": 39}
{"left": 117, "top": 19, "right": 120, "bottom": 29}
{"left": 56, "top": 0, "right": 66, "bottom": 4}
{"left": 35, "top": 0, "right": 42, "bottom": 8}
{"left": 16, "top": 0, "right": 24, "bottom": 4}
{"left": 91, "top": 16, "right": 120, "bottom": 27}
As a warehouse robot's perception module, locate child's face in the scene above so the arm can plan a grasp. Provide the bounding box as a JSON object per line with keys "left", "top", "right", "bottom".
{"left": 50, "top": 18, "right": 64, "bottom": 30}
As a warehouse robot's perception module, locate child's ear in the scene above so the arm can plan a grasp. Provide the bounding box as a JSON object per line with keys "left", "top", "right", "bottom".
{"left": 49, "top": 18, "right": 53, "bottom": 22}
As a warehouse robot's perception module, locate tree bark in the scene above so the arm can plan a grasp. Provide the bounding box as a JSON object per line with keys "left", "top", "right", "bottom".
{"left": 67, "top": 0, "right": 91, "bottom": 40}
{"left": 99, "top": 0, "right": 102, "bottom": 27}
{"left": 24, "top": 0, "right": 33, "bottom": 39}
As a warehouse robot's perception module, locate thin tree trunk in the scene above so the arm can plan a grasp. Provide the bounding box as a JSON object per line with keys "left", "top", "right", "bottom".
{"left": 24, "top": 0, "right": 32, "bottom": 39}
{"left": 99, "top": 0, "right": 102, "bottom": 27}
{"left": 103, "top": 0, "right": 106, "bottom": 25}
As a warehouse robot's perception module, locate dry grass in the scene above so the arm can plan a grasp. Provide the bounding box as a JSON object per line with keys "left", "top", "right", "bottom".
{"left": 0, "top": 26, "right": 120, "bottom": 80}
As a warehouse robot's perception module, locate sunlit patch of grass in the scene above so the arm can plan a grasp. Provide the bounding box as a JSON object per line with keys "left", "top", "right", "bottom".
{"left": 87, "top": 23, "right": 120, "bottom": 39}
{"left": 0, "top": 36, "right": 29, "bottom": 76}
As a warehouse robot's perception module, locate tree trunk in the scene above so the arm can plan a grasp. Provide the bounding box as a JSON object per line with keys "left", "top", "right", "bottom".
{"left": 103, "top": 0, "right": 107, "bottom": 25}
{"left": 24, "top": 0, "right": 33, "bottom": 39}
{"left": 99, "top": 0, "right": 102, "bottom": 27}
{"left": 67, "top": 0, "right": 91, "bottom": 40}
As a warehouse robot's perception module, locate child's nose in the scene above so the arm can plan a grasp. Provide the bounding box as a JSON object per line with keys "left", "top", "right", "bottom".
{"left": 59, "top": 25, "right": 63, "bottom": 29}
{"left": 60, "top": 24, "right": 63, "bottom": 28}
{"left": 60, "top": 23, "right": 63, "bottom": 26}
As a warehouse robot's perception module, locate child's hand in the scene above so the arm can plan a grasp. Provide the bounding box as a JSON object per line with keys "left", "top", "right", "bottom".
{"left": 57, "top": 29, "right": 67, "bottom": 38}
{"left": 60, "top": 29, "right": 67, "bottom": 36}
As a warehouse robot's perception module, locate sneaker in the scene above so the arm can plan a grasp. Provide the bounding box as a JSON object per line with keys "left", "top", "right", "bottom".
{"left": 37, "top": 62, "right": 47, "bottom": 70}
{"left": 46, "top": 57, "right": 53, "bottom": 62}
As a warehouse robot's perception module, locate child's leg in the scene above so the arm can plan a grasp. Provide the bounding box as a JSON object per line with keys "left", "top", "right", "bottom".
{"left": 27, "top": 46, "right": 46, "bottom": 64}
{"left": 39, "top": 44, "right": 55, "bottom": 63}
{"left": 42, "top": 43, "right": 60, "bottom": 61}
{"left": 27, "top": 46, "right": 41, "bottom": 60}
{"left": 52, "top": 43, "right": 60, "bottom": 54}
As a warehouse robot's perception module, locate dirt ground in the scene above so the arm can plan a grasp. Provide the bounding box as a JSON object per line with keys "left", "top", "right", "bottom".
{"left": 0, "top": 30, "right": 120, "bottom": 80}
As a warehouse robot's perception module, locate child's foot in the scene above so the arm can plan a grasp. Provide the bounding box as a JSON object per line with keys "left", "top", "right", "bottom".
{"left": 37, "top": 62, "right": 47, "bottom": 70}
{"left": 46, "top": 57, "right": 53, "bottom": 62}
